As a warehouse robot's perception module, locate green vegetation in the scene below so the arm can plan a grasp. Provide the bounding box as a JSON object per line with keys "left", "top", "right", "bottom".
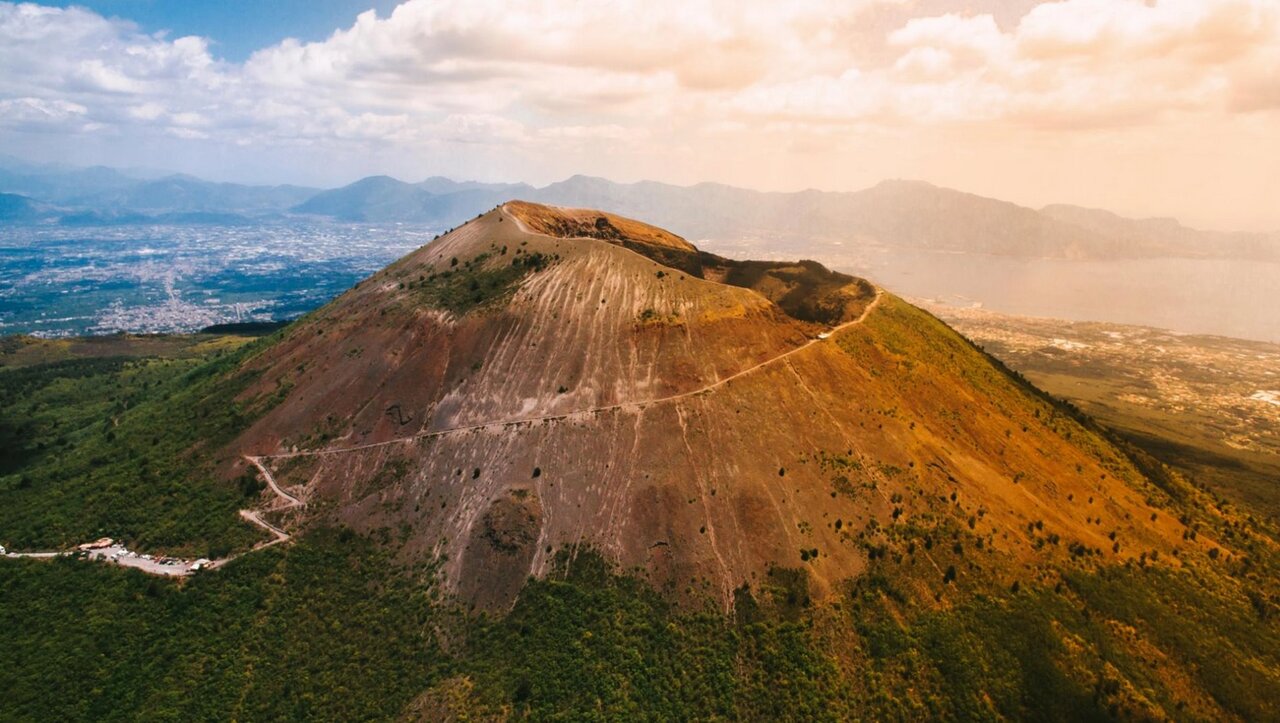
{"left": 0, "top": 333, "right": 281, "bottom": 556}
{"left": 2, "top": 294, "right": 1278, "bottom": 719}
{"left": 411, "top": 251, "right": 557, "bottom": 316}
{"left": 5, "top": 539, "right": 1276, "bottom": 720}
{"left": 636, "top": 307, "right": 681, "bottom": 326}
{"left": 0, "top": 528, "right": 444, "bottom": 721}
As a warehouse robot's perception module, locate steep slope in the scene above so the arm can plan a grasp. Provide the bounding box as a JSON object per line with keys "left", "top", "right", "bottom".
{"left": 4, "top": 296, "right": 1276, "bottom": 720}
{"left": 215, "top": 202, "right": 1204, "bottom": 611}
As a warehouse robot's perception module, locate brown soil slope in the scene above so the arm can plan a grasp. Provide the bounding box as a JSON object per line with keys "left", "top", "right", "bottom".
{"left": 226, "top": 203, "right": 1202, "bottom": 609}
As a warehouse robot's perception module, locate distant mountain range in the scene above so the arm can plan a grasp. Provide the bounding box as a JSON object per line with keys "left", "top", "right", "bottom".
{"left": 2, "top": 155, "right": 1276, "bottom": 261}
{"left": 0, "top": 154, "right": 318, "bottom": 225}
{"left": 291, "top": 175, "right": 534, "bottom": 223}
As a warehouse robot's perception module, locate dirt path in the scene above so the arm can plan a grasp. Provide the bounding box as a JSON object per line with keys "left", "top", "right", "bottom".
{"left": 1, "top": 455, "right": 303, "bottom": 576}
{"left": 3, "top": 207, "right": 874, "bottom": 575}
{"left": 245, "top": 455, "right": 302, "bottom": 508}
{"left": 265, "top": 294, "right": 881, "bottom": 461}
{"left": 259, "top": 207, "right": 883, "bottom": 462}
{"left": 217, "top": 455, "right": 303, "bottom": 557}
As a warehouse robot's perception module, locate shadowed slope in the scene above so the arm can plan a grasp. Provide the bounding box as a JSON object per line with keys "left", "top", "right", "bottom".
{"left": 509, "top": 199, "right": 876, "bottom": 324}
{"left": 213, "top": 202, "right": 1203, "bottom": 610}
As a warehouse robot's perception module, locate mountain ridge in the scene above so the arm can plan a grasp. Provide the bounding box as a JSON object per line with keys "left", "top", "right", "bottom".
{"left": 4, "top": 156, "right": 1276, "bottom": 261}
{"left": 197, "top": 202, "right": 1207, "bottom": 612}
{"left": 295, "top": 173, "right": 1280, "bottom": 261}
{"left": 4, "top": 200, "right": 1275, "bottom": 720}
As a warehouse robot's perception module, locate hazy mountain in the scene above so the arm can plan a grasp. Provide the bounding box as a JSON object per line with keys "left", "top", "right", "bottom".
{"left": 0, "top": 163, "right": 139, "bottom": 204}
{"left": 68, "top": 175, "right": 317, "bottom": 214}
{"left": 533, "top": 176, "right": 1280, "bottom": 260}
{"left": 4, "top": 202, "right": 1275, "bottom": 720}
{"left": 0, "top": 157, "right": 316, "bottom": 219}
{"left": 0, "top": 192, "right": 46, "bottom": 222}
{"left": 4, "top": 154, "right": 1276, "bottom": 263}
{"left": 1042, "top": 203, "right": 1280, "bottom": 260}
{"left": 295, "top": 172, "right": 1280, "bottom": 261}
{"left": 417, "top": 175, "right": 533, "bottom": 196}
{"left": 292, "top": 175, "right": 530, "bottom": 222}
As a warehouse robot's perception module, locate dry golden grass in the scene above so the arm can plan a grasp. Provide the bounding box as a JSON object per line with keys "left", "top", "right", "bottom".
{"left": 505, "top": 199, "right": 695, "bottom": 251}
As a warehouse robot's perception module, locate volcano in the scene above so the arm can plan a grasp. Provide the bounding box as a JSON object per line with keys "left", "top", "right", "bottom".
{"left": 222, "top": 202, "right": 1200, "bottom": 609}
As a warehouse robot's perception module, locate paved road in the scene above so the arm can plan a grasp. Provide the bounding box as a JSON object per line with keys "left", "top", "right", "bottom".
{"left": 4, "top": 544, "right": 206, "bottom": 577}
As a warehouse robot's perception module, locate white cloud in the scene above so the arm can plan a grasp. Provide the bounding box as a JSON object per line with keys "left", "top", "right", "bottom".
{"left": 890, "top": 13, "right": 1009, "bottom": 62}
{"left": 4, "top": 0, "right": 1277, "bottom": 144}
{"left": 127, "top": 102, "right": 166, "bottom": 121}
{"left": 166, "top": 126, "right": 208, "bottom": 140}
{"left": 0, "top": 0, "right": 1277, "bottom": 226}
{"left": 0, "top": 96, "right": 87, "bottom": 129}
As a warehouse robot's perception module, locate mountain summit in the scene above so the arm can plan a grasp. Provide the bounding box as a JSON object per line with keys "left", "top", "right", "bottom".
{"left": 4, "top": 201, "right": 1269, "bottom": 721}
{"left": 219, "top": 201, "right": 1198, "bottom": 609}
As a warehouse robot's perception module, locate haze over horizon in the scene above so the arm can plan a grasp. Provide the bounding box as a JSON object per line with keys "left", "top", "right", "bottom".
{"left": 3, "top": 4, "right": 1280, "bottom": 717}
{"left": 2, "top": 0, "right": 1279, "bottom": 231}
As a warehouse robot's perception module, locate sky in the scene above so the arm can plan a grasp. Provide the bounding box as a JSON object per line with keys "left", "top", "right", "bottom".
{"left": 0, "top": 0, "right": 1278, "bottom": 231}
{"left": 31, "top": 1, "right": 405, "bottom": 62}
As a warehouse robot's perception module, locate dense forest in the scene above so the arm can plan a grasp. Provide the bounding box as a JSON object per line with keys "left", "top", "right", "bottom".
{"left": 4, "top": 530, "right": 1278, "bottom": 720}
{"left": 2, "top": 335, "right": 1278, "bottom": 720}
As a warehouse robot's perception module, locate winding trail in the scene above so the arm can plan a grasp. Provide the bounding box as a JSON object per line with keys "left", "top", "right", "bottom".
{"left": 3, "top": 204, "right": 878, "bottom": 576}
{"left": 257, "top": 203, "right": 885, "bottom": 462}
{"left": 260, "top": 289, "right": 881, "bottom": 461}
{"left": 233, "top": 455, "right": 303, "bottom": 549}
{"left": 2, "top": 455, "right": 303, "bottom": 576}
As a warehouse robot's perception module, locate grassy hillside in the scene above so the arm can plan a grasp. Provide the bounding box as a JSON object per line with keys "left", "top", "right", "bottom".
{"left": 3, "top": 203, "right": 1278, "bottom": 719}
{"left": 3, "top": 321, "right": 1277, "bottom": 720}
{"left": 3, "top": 534, "right": 1277, "bottom": 720}
{"left": 0, "top": 333, "right": 282, "bottom": 556}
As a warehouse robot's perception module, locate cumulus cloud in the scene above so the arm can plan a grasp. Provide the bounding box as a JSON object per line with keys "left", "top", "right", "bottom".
{"left": 0, "top": 0, "right": 1277, "bottom": 218}
{"left": 0, "top": 96, "right": 88, "bottom": 130}
{"left": 756, "top": 0, "right": 1280, "bottom": 128}
{"left": 4, "top": 1, "right": 1277, "bottom": 136}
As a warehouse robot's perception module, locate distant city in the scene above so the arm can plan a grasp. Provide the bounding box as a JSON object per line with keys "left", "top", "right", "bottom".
{"left": 3, "top": 156, "right": 1279, "bottom": 342}
{"left": 1, "top": 222, "right": 432, "bottom": 337}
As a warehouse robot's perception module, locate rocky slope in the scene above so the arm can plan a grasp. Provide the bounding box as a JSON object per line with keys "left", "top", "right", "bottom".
{"left": 220, "top": 202, "right": 1204, "bottom": 610}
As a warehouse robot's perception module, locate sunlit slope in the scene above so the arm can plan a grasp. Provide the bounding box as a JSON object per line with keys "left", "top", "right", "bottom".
{"left": 227, "top": 206, "right": 826, "bottom": 452}
{"left": 203, "top": 203, "right": 1205, "bottom": 609}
